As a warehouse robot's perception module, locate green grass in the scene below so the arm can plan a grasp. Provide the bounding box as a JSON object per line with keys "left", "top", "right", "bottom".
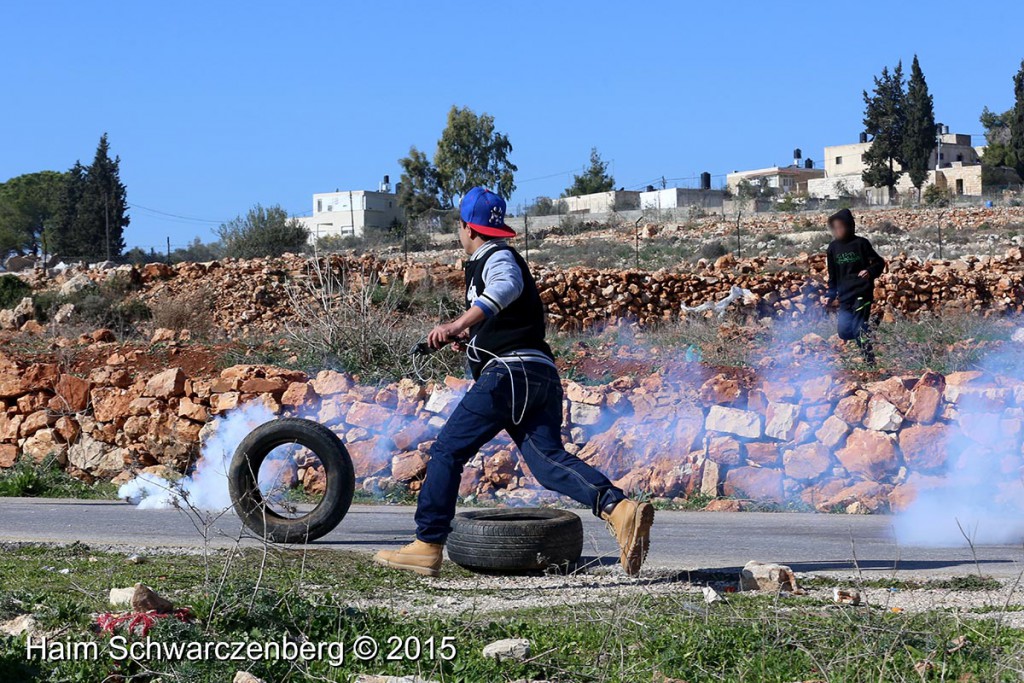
{"left": 0, "top": 456, "right": 117, "bottom": 499}
{"left": 2, "top": 544, "right": 1023, "bottom": 682}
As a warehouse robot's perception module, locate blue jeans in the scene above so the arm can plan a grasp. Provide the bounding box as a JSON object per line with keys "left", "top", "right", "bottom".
{"left": 415, "top": 362, "right": 626, "bottom": 544}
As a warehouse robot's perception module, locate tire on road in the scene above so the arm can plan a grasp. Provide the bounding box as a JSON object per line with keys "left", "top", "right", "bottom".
{"left": 228, "top": 418, "right": 354, "bottom": 544}
{"left": 446, "top": 508, "right": 584, "bottom": 573}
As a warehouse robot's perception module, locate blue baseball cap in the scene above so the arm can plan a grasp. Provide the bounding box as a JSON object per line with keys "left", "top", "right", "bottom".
{"left": 459, "top": 187, "right": 516, "bottom": 238}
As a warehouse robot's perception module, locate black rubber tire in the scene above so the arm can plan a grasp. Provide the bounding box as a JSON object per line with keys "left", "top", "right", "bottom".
{"left": 228, "top": 418, "right": 354, "bottom": 544}
{"left": 446, "top": 508, "right": 584, "bottom": 573}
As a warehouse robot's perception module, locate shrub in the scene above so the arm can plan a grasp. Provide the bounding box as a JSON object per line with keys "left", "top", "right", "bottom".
{"left": 699, "top": 240, "right": 728, "bottom": 260}
{"left": 0, "top": 274, "right": 30, "bottom": 309}
{"left": 150, "top": 287, "right": 215, "bottom": 338}
{"left": 923, "top": 184, "right": 950, "bottom": 207}
{"left": 284, "top": 261, "right": 461, "bottom": 383}
{"left": 217, "top": 204, "right": 310, "bottom": 258}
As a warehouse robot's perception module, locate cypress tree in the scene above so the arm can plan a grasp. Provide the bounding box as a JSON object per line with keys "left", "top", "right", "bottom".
{"left": 902, "top": 55, "right": 936, "bottom": 192}
{"left": 74, "top": 133, "right": 129, "bottom": 261}
{"left": 1011, "top": 60, "right": 1024, "bottom": 180}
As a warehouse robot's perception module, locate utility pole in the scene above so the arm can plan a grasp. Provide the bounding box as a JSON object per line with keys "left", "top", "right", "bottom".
{"left": 104, "top": 192, "right": 111, "bottom": 262}
{"left": 166, "top": 236, "right": 171, "bottom": 261}
{"left": 633, "top": 216, "right": 643, "bottom": 269}
{"left": 523, "top": 213, "right": 529, "bottom": 264}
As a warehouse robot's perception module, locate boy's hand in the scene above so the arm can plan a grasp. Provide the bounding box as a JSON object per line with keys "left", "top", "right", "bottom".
{"left": 857, "top": 270, "right": 870, "bottom": 279}
{"left": 427, "top": 322, "right": 464, "bottom": 349}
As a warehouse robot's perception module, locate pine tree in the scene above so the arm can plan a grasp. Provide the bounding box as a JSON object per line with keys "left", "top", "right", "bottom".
{"left": 563, "top": 148, "right": 615, "bottom": 197}
{"left": 862, "top": 62, "right": 907, "bottom": 200}
{"left": 46, "top": 162, "right": 87, "bottom": 258}
{"left": 902, "top": 56, "right": 936, "bottom": 192}
{"left": 1011, "top": 60, "right": 1024, "bottom": 180}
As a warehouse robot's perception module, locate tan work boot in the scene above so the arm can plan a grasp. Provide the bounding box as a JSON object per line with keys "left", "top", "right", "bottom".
{"left": 602, "top": 499, "right": 655, "bottom": 576}
{"left": 373, "top": 540, "right": 443, "bottom": 577}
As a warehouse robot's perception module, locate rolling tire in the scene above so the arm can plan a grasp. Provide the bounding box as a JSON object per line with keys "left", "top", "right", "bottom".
{"left": 228, "top": 418, "right": 354, "bottom": 544}
{"left": 446, "top": 508, "right": 584, "bottom": 573}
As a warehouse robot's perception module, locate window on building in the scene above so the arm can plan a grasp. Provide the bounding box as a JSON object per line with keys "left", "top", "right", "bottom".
{"left": 956, "top": 153, "right": 963, "bottom": 162}
{"left": 956, "top": 179, "right": 964, "bottom": 195}
{"left": 835, "top": 156, "right": 843, "bottom": 165}
{"left": 861, "top": 154, "right": 867, "bottom": 163}
{"left": 939, "top": 153, "right": 944, "bottom": 160}
{"left": 317, "top": 199, "right": 322, "bottom": 213}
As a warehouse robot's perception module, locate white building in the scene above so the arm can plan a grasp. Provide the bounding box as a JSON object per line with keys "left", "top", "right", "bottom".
{"left": 295, "top": 179, "right": 403, "bottom": 240}
{"left": 639, "top": 187, "right": 724, "bottom": 210}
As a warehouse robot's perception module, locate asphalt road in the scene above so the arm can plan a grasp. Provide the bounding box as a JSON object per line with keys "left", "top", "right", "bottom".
{"left": 1, "top": 498, "right": 1022, "bottom": 578}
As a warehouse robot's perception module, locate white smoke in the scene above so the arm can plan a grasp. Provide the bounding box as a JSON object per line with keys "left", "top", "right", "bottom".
{"left": 118, "top": 402, "right": 276, "bottom": 511}
{"left": 894, "top": 340, "right": 1024, "bottom": 547}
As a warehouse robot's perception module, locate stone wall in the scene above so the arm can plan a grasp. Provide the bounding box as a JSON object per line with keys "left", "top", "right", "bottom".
{"left": 2, "top": 355, "right": 1021, "bottom": 515}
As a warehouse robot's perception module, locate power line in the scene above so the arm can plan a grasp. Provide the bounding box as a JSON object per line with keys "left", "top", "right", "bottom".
{"left": 128, "top": 202, "right": 229, "bottom": 224}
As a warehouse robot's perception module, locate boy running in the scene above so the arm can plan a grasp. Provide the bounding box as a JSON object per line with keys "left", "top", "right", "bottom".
{"left": 824, "top": 208, "right": 886, "bottom": 364}
{"left": 374, "top": 187, "right": 654, "bottom": 577}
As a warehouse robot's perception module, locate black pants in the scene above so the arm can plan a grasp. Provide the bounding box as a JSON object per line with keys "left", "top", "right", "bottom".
{"left": 838, "top": 297, "right": 875, "bottom": 362}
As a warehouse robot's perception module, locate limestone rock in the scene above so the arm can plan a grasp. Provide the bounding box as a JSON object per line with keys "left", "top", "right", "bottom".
{"left": 705, "top": 405, "right": 761, "bottom": 439}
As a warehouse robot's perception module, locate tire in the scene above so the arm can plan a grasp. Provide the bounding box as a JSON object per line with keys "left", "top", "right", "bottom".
{"left": 446, "top": 508, "right": 584, "bottom": 573}
{"left": 228, "top": 418, "right": 354, "bottom": 544}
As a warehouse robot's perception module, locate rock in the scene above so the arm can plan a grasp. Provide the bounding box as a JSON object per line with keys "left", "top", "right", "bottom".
{"left": 60, "top": 273, "right": 92, "bottom": 297}
{"left": 151, "top": 328, "right": 177, "bottom": 344}
{"left": 311, "top": 370, "right": 352, "bottom": 396}
{"left": 143, "top": 368, "right": 186, "bottom": 399}
{"left": 783, "top": 443, "right": 831, "bottom": 481}
{"left": 1, "top": 614, "right": 38, "bottom": 637}
{"left": 1012, "top": 327, "right": 1024, "bottom": 344}
{"left": 0, "top": 444, "right": 18, "bottom": 468}
{"left": 68, "top": 435, "right": 124, "bottom": 477}
{"left": 723, "top": 466, "right": 783, "bottom": 502}
{"left": 699, "top": 374, "right": 742, "bottom": 404}
{"left": 391, "top": 451, "right": 428, "bottom": 482}
{"left": 833, "top": 588, "right": 861, "bottom": 606}
{"left": 700, "top": 459, "right": 722, "bottom": 496}
{"left": 178, "top": 397, "right": 209, "bottom": 422}
{"left": 91, "top": 328, "right": 116, "bottom": 343}
{"left": 705, "top": 405, "right": 761, "bottom": 439}
{"left": 131, "top": 583, "right": 174, "bottom": 613}
{"left": 570, "top": 401, "right": 602, "bottom": 426}
{"left": 739, "top": 561, "right": 799, "bottom": 592}
{"left": 702, "top": 586, "right": 724, "bottom": 604}
{"left": 765, "top": 402, "right": 800, "bottom": 440}
{"left": 233, "top": 673, "right": 267, "bottom": 683}
{"left": 744, "top": 442, "right": 780, "bottom": 466}
{"left": 53, "top": 374, "right": 93, "bottom": 412}
{"left": 835, "top": 429, "right": 900, "bottom": 480}
{"left": 899, "top": 423, "right": 949, "bottom": 471}
{"left": 703, "top": 498, "right": 743, "bottom": 512}
{"left": 815, "top": 415, "right": 850, "bottom": 449}
{"left": 346, "top": 401, "right": 394, "bottom": 430}
{"left": 109, "top": 586, "right": 136, "bottom": 607}
{"left": 706, "top": 436, "right": 742, "bottom": 465}
{"left": 280, "top": 382, "right": 317, "bottom": 407}
{"left": 425, "top": 387, "right": 462, "bottom": 414}
{"left": 863, "top": 395, "right": 903, "bottom": 432}
{"left": 834, "top": 392, "right": 868, "bottom": 425}
{"left": 482, "top": 638, "right": 531, "bottom": 661}
{"left": 906, "top": 371, "right": 945, "bottom": 424}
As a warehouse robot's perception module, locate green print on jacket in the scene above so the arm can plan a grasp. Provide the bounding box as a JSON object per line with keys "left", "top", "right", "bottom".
{"left": 835, "top": 251, "right": 862, "bottom": 264}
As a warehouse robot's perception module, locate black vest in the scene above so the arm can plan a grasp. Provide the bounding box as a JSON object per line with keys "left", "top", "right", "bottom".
{"left": 464, "top": 243, "right": 553, "bottom": 379}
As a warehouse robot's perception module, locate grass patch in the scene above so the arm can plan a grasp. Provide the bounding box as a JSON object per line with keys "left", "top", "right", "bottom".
{"left": 0, "top": 456, "right": 117, "bottom": 499}
{"left": 1, "top": 544, "right": 1023, "bottom": 682}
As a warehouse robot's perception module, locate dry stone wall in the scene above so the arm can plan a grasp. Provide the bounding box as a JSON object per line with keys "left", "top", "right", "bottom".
{"left": 2, "top": 355, "right": 1021, "bottom": 514}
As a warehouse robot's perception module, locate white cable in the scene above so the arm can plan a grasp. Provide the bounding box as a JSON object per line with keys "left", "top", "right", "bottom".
{"left": 464, "top": 336, "right": 530, "bottom": 426}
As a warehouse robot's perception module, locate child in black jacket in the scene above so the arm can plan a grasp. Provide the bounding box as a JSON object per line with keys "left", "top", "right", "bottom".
{"left": 825, "top": 208, "right": 885, "bottom": 364}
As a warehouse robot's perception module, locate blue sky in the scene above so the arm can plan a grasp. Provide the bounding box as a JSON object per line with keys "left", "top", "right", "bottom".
{"left": 2, "top": 1, "right": 1022, "bottom": 251}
